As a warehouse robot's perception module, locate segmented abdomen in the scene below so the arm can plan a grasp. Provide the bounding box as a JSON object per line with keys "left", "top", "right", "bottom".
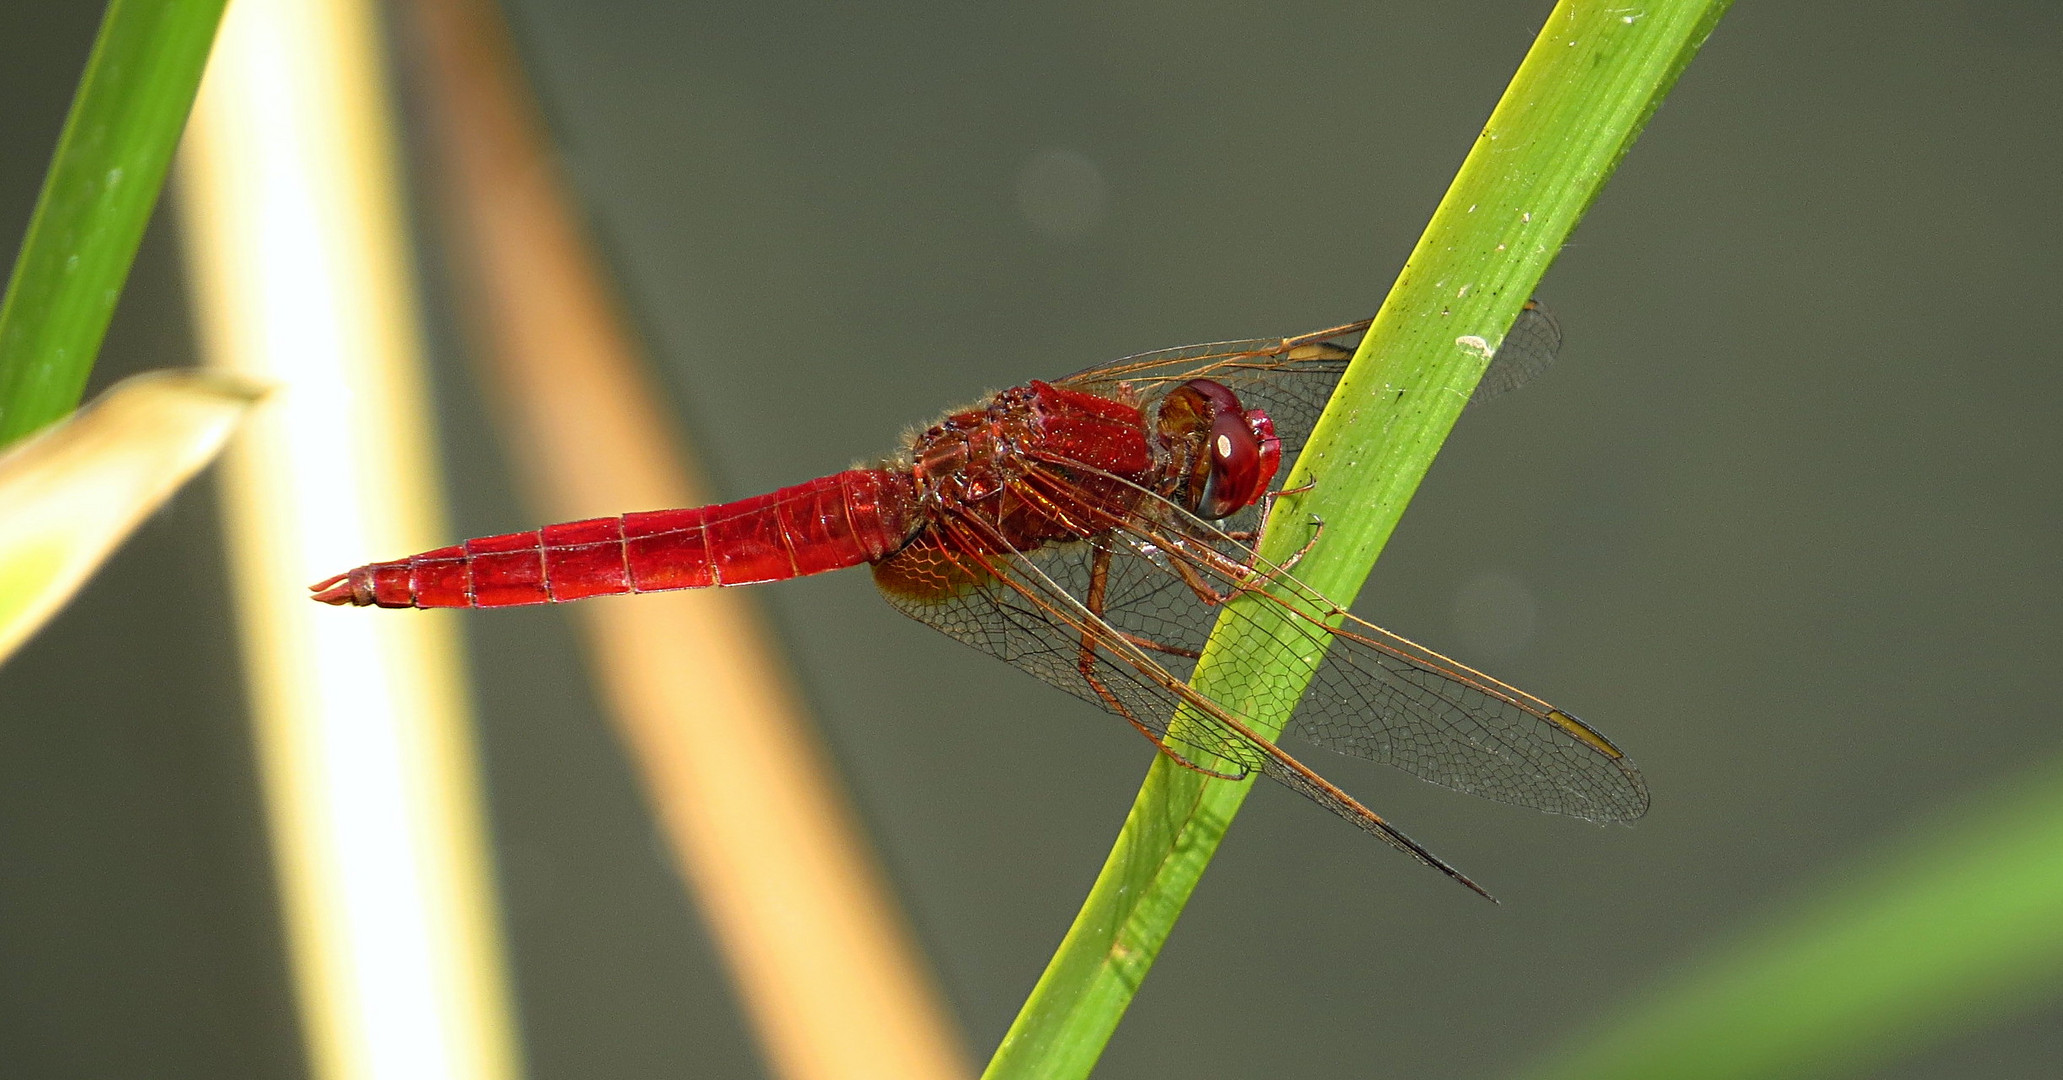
{"left": 312, "top": 469, "right": 918, "bottom": 608}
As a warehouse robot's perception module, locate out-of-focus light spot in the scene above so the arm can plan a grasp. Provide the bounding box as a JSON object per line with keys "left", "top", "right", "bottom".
{"left": 1452, "top": 569, "right": 1539, "bottom": 660}
{"left": 180, "top": 1, "right": 519, "bottom": 1078}
{"left": 1015, "top": 148, "right": 1108, "bottom": 241}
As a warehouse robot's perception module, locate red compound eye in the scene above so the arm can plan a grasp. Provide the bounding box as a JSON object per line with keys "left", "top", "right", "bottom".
{"left": 1176, "top": 380, "right": 1280, "bottom": 519}
{"left": 1245, "top": 407, "right": 1281, "bottom": 501}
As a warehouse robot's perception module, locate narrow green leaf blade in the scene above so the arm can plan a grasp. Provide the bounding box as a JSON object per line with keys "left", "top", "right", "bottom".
{"left": 1520, "top": 763, "right": 2063, "bottom": 1080}
{"left": 0, "top": 0, "right": 231, "bottom": 446}
{"left": 985, "top": 3, "right": 1733, "bottom": 1076}
{"left": 0, "top": 369, "right": 262, "bottom": 665}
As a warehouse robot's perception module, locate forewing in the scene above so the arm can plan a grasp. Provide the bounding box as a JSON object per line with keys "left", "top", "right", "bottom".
{"left": 869, "top": 517, "right": 1485, "bottom": 887}
{"left": 870, "top": 525, "right": 1265, "bottom": 776}
{"left": 1055, "top": 322, "right": 1364, "bottom": 459}
{"left": 1057, "top": 301, "right": 1564, "bottom": 453}
{"left": 1471, "top": 300, "right": 1562, "bottom": 405}
{"left": 982, "top": 468, "right": 1649, "bottom": 823}
{"left": 1291, "top": 614, "right": 1647, "bottom": 822}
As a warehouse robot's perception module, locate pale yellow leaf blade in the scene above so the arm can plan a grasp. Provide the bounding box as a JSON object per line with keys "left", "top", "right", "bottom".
{"left": 0, "top": 369, "right": 265, "bottom": 664}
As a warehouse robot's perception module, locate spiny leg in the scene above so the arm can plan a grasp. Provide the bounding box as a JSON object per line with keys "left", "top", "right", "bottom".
{"left": 1113, "top": 629, "right": 1201, "bottom": 661}
{"left": 1075, "top": 542, "right": 1245, "bottom": 781}
{"left": 1252, "top": 478, "right": 1315, "bottom": 531}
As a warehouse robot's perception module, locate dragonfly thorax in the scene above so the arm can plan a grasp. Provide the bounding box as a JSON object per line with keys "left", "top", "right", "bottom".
{"left": 905, "top": 379, "right": 1157, "bottom": 546}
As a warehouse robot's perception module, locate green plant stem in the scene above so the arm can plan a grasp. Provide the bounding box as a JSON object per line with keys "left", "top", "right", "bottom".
{"left": 0, "top": 0, "right": 230, "bottom": 447}
{"left": 983, "top": 3, "right": 1732, "bottom": 1077}
{"left": 1521, "top": 760, "right": 2063, "bottom": 1080}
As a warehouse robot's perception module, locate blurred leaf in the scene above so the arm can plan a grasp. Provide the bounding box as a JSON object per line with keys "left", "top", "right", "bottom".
{"left": 0, "top": 369, "right": 262, "bottom": 664}
{"left": 984, "top": 2, "right": 1732, "bottom": 1076}
{"left": 1520, "top": 762, "right": 2063, "bottom": 1080}
{"left": 0, "top": 0, "right": 230, "bottom": 447}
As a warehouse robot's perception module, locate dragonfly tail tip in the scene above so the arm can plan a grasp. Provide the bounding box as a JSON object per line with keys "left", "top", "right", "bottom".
{"left": 309, "top": 570, "right": 374, "bottom": 606}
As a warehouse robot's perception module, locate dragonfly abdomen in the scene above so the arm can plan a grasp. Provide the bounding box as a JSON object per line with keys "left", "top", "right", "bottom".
{"left": 311, "top": 469, "right": 919, "bottom": 608}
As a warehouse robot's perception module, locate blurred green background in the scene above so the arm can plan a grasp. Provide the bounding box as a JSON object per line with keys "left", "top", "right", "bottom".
{"left": 2, "top": 1, "right": 2059, "bottom": 1077}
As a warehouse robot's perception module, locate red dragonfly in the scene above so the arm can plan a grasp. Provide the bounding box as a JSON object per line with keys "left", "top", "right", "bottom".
{"left": 313, "top": 302, "right": 1645, "bottom": 898}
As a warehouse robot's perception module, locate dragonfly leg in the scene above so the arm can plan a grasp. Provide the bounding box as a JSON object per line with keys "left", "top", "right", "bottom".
{"left": 1101, "top": 683, "right": 1248, "bottom": 782}
{"left": 1222, "top": 480, "right": 1310, "bottom": 542}
{"left": 1273, "top": 515, "right": 1324, "bottom": 574}
{"left": 1113, "top": 630, "right": 1201, "bottom": 661}
{"left": 1157, "top": 532, "right": 1317, "bottom": 618}
{"left": 1160, "top": 529, "right": 1306, "bottom": 606}
{"left": 1254, "top": 478, "right": 1315, "bottom": 531}
{"left": 1161, "top": 547, "right": 1235, "bottom": 607}
{"left": 1215, "top": 515, "right": 1324, "bottom": 591}
{"left": 1078, "top": 544, "right": 1244, "bottom": 781}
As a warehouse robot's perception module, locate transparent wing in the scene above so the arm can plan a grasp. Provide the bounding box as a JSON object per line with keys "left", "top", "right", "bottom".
{"left": 870, "top": 510, "right": 1492, "bottom": 895}
{"left": 1054, "top": 321, "right": 1364, "bottom": 460}
{"left": 1057, "top": 301, "right": 1564, "bottom": 454}
{"left": 877, "top": 458, "right": 1645, "bottom": 822}
{"left": 1292, "top": 612, "right": 1645, "bottom": 822}
{"left": 1471, "top": 300, "right": 1561, "bottom": 405}
{"left": 871, "top": 527, "right": 1265, "bottom": 776}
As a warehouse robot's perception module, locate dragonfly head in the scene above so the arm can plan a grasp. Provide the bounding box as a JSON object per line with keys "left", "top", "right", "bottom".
{"left": 1157, "top": 379, "right": 1281, "bottom": 519}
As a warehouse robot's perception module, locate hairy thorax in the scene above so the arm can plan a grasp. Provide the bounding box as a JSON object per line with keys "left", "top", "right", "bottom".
{"left": 903, "top": 380, "right": 1157, "bottom": 551}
